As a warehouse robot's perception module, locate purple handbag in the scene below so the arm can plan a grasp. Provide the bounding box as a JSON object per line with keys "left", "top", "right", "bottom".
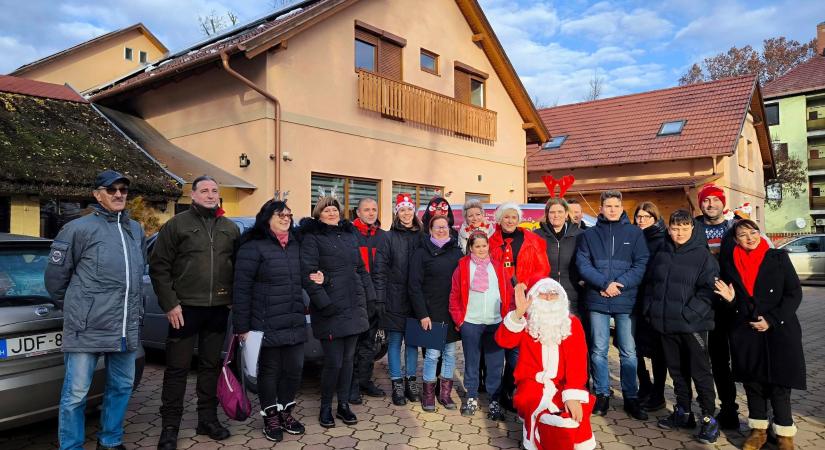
{"left": 217, "top": 335, "right": 252, "bottom": 421}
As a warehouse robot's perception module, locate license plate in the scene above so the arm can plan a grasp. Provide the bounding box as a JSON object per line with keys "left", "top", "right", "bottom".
{"left": 0, "top": 331, "right": 62, "bottom": 359}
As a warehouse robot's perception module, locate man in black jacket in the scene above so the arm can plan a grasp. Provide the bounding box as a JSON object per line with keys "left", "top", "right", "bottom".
{"left": 151, "top": 176, "right": 240, "bottom": 450}
{"left": 350, "top": 197, "right": 386, "bottom": 403}
{"left": 645, "top": 210, "right": 720, "bottom": 444}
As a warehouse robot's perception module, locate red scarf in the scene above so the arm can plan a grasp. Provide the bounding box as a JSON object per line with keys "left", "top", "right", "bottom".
{"left": 733, "top": 239, "right": 769, "bottom": 296}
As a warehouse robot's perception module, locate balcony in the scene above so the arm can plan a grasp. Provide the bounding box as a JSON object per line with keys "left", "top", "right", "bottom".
{"left": 811, "top": 196, "right": 825, "bottom": 209}
{"left": 808, "top": 117, "right": 825, "bottom": 132}
{"left": 357, "top": 69, "right": 497, "bottom": 142}
{"left": 810, "top": 158, "right": 825, "bottom": 170}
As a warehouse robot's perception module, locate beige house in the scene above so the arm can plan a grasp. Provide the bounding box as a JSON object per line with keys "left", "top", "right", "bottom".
{"left": 10, "top": 23, "right": 168, "bottom": 93}
{"left": 88, "top": 0, "right": 549, "bottom": 223}
{"left": 527, "top": 75, "right": 775, "bottom": 224}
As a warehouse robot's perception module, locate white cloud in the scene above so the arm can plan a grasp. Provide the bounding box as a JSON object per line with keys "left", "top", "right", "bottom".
{"left": 0, "top": 36, "right": 43, "bottom": 73}
{"left": 560, "top": 7, "right": 673, "bottom": 45}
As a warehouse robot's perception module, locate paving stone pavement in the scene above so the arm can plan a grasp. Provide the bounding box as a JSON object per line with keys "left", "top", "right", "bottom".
{"left": 4, "top": 287, "right": 825, "bottom": 449}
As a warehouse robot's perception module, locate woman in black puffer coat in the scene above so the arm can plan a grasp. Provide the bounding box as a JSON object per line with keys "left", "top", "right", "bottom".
{"left": 300, "top": 196, "right": 373, "bottom": 429}
{"left": 374, "top": 193, "right": 423, "bottom": 406}
{"left": 633, "top": 201, "right": 668, "bottom": 411}
{"left": 233, "top": 200, "right": 314, "bottom": 441}
{"left": 408, "top": 215, "right": 463, "bottom": 411}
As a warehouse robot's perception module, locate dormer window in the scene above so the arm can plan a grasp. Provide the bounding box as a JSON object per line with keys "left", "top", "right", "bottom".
{"left": 658, "top": 120, "right": 686, "bottom": 136}
{"left": 542, "top": 135, "right": 567, "bottom": 150}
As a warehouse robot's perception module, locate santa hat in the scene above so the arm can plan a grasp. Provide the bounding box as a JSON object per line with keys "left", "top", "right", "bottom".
{"left": 394, "top": 193, "right": 415, "bottom": 214}
{"left": 527, "top": 277, "right": 568, "bottom": 304}
{"left": 734, "top": 202, "right": 752, "bottom": 220}
{"left": 495, "top": 202, "right": 523, "bottom": 224}
{"left": 698, "top": 183, "right": 726, "bottom": 207}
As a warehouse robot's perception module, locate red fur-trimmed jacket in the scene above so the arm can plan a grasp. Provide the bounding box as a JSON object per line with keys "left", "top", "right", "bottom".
{"left": 489, "top": 225, "right": 551, "bottom": 286}
{"left": 448, "top": 255, "right": 514, "bottom": 329}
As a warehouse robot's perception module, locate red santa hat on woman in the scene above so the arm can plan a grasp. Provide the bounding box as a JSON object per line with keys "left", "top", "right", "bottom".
{"left": 394, "top": 193, "right": 415, "bottom": 214}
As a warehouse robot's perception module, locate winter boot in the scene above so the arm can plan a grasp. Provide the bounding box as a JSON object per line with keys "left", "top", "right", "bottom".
{"left": 336, "top": 402, "right": 358, "bottom": 425}
{"left": 261, "top": 405, "right": 283, "bottom": 442}
{"left": 360, "top": 380, "right": 386, "bottom": 397}
{"left": 623, "top": 398, "right": 648, "bottom": 420}
{"left": 437, "top": 377, "right": 457, "bottom": 410}
{"left": 774, "top": 423, "right": 797, "bottom": 450}
{"left": 716, "top": 406, "right": 741, "bottom": 430}
{"left": 280, "top": 402, "right": 305, "bottom": 436}
{"left": 391, "top": 379, "right": 407, "bottom": 406}
{"left": 319, "top": 405, "right": 335, "bottom": 428}
{"left": 421, "top": 381, "right": 437, "bottom": 412}
{"left": 742, "top": 424, "right": 768, "bottom": 450}
{"left": 461, "top": 397, "right": 478, "bottom": 416}
{"left": 405, "top": 376, "right": 421, "bottom": 402}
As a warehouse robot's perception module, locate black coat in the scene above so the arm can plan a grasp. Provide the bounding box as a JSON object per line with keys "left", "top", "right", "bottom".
{"left": 644, "top": 226, "right": 719, "bottom": 334}
{"left": 374, "top": 224, "right": 422, "bottom": 332}
{"left": 719, "top": 247, "right": 806, "bottom": 390}
{"left": 635, "top": 220, "right": 667, "bottom": 355}
{"left": 232, "top": 233, "right": 306, "bottom": 347}
{"left": 534, "top": 221, "right": 582, "bottom": 312}
{"left": 408, "top": 237, "right": 463, "bottom": 343}
{"left": 299, "top": 218, "right": 372, "bottom": 340}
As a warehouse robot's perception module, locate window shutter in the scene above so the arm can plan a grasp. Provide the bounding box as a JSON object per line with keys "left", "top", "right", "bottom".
{"left": 355, "top": 28, "right": 379, "bottom": 47}
{"left": 379, "top": 40, "right": 402, "bottom": 80}
{"left": 454, "top": 68, "right": 470, "bottom": 103}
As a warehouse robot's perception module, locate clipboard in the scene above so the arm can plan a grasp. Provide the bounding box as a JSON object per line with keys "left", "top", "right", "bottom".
{"left": 404, "top": 317, "right": 448, "bottom": 349}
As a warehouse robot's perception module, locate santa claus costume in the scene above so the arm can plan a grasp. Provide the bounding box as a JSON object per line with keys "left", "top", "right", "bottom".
{"left": 495, "top": 278, "right": 596, "bottom": 450}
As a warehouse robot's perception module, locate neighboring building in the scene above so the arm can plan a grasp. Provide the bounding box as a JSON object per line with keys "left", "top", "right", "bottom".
{"left": 0, "top": 75, "right": 181, "bottom": 237}
{"left": 762, "top": 22, "right": 825, "bottom": 233}
{"left": 527, "top": 75, "right": 774, "bottom": 224}
{"left": 87, "top": 0, "right": 549, "bottom": 224}
{"left": 9, "top": 23, "right": 168, "bottom": 93}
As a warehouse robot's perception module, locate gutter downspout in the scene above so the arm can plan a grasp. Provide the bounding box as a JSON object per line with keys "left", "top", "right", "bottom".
{"left": 220, "top": 50, "right": 281, "bottom": 191}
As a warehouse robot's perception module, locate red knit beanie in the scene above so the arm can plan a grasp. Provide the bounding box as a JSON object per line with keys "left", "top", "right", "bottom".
{"left": 698, "top": 183, "right": 726, "bottom": 207}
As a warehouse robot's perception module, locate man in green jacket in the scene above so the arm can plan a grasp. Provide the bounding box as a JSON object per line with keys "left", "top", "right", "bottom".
{"left": 151, "top": 175, "right": 240, "bottom": 450}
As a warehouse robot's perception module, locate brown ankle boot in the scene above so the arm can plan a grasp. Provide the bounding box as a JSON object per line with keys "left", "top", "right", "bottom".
{"left": 421, "top": 381, "right": 437, "bottom": 412}
{"left": 437, "top": 378, "right": 456, "bottom": 410}
{"left": 777, "top": 436, "right": 794, "bottom": 450}
{"left": 742, "top": 428, "right": 767, "bottom": 450}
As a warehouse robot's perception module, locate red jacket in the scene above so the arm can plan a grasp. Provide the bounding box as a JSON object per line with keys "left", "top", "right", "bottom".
{"left": 449, "top": 255, "right": 514, "bottom": 329}
{"left": 489, "top": 225, "right": 551, "bottom": 286}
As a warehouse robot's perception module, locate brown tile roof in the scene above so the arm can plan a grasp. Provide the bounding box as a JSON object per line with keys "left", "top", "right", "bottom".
{"left": 528, "top": 75, "right": 759, "bottom": 172}
{"left": 527, "top": 175, "right": 720, "bottom": 197}
{"left": 0, "top": 75, "right": 87, "bottom": 103}
{"left": 763, "top": 55, "right": 825, "bottom": 99}
{"left": 10, "top": 23, "right": 168, "bottom": 76}
{"left": 88, "top": 0, "right": 338, "bottom": 99}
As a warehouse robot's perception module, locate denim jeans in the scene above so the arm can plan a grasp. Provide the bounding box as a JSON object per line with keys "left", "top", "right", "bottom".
{"left": 460, "top": 322, "right": 504, "bottom": 399}
{"left": 422, "top": 342, "right": 457, "bottom": 382}
{"left": 387, "top": 330, "right": 418, "bottom": 380}
{"left": 59, "top": 351, "right": 136, "bottom": 450}
{"left": 589, "top": 311, "right": 638, "bottom": 398}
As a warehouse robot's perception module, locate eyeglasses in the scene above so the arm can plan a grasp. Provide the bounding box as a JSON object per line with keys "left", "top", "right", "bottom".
{"left": 432, "top": 226, "right": 450, "bottom": 231}
{"left": 98, "top": 186, "right": 129, "bottom": 195}
{"left": 635, "top": 214, "right": 653, "bottom": 221}
{"left": 428, "top": 204, "right": 450, "bottom": 212}
{"left": 276, "top": 213, "right": 293, "bottom": 219}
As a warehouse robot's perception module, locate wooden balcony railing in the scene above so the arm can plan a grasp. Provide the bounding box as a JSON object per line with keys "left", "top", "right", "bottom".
{"left": 357, "top": 69, "right": 497, "bottom": 142}
{"left": 808, "top": 118, "right": 825, "bottom": 132}
{"left": 811, "top": 196, "right": 825, "bottom": 209}
{"left": 810, "top": 158, "right": 825, "bottom": 170}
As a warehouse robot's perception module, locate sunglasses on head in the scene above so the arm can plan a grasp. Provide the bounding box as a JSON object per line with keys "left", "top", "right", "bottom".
{"left": 98, "top": 186, "right": 129, "bottom": 195}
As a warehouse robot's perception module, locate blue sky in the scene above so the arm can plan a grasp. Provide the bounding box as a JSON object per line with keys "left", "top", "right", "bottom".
{"left": 0, "top": 0, "right": 821, "bottom": 105}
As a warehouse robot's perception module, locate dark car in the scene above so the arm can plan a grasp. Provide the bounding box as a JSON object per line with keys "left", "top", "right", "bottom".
{"left": 0, "top": 233, "right": 145, "bottom": 430}
{"left": 140, "top": 217, "right": 387, "bottom": 369}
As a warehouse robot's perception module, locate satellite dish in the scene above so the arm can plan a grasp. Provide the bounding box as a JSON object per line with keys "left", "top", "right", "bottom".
{"left": 795, "top": 218, "right": 806, "bottom": 229}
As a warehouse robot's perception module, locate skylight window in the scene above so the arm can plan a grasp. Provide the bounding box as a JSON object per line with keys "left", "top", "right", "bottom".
{"left": 658, "top": 120, "right": 686, "bottom": 136}
{"left": 542, "top": 135, "right": 568, "bottom": 150}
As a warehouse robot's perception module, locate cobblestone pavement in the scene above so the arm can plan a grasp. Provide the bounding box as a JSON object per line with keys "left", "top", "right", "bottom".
{"left": 4, "top": 287, "right": 825, "bottom": 450}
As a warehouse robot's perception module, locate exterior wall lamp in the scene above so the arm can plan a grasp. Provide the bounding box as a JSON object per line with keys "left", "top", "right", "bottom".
{"left": 239, "top": 153, "right": 251, "bottom": 168}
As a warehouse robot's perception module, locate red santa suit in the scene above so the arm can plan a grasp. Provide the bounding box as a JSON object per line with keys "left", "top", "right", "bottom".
{"left": 495, "top": 279, "right": 596, "bottom": 450}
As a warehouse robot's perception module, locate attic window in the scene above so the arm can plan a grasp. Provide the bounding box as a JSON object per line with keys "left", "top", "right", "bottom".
{"left": 542, "top": 135, "right": 568, "bottom": 150}
{"left": 658, "top": 120, "right": 686, "bottom": 136}
{"left": 124, "top": 47, "right": 133, "bottom": 61}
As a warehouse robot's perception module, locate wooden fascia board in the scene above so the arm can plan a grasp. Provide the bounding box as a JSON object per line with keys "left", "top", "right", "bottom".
{"left": 241, "top": 0, "right": 360, "bottom": 59}
{"left": 751, "top": 84, "right": 777, "bottom": 179}
{"left": 454, "top": 0, "right": 550, "bottom": 144}
{"left": 137, "top": 23, "right": 170, "bottom": 54}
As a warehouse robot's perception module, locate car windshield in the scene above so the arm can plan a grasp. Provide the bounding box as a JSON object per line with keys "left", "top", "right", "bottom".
{"left": 0, "top": 248, "right": 51, "bottom": 302}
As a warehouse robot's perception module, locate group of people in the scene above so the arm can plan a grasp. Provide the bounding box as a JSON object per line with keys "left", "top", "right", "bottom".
{"left": 45, "top": 170, "right": 805, "bottom": 450}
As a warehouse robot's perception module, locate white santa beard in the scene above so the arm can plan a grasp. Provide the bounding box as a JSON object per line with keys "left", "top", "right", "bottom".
{"left": 526, "top": 298, "right": 572, "bottom": 346}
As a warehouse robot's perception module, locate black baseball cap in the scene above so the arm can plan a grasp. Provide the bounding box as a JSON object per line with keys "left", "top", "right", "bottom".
{"left": 95, "top": 170, "right": 130, "bottom": 188}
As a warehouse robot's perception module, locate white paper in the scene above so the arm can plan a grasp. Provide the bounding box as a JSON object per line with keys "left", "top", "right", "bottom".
{"left": 242, "top": 331, "right": 264, "bottom": 378}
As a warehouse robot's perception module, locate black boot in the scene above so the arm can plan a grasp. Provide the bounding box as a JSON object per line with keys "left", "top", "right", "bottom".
{"left": 280, "top": 403, "right": 305, "bottom": 435}
{"left": 716, "top": 407, "right": 740, "bottom": 430}
{"left": 592, "top": 395, "right": 610, "bottom": 416}
{"left": 157, "top": 426, "right": 179, "bottom": 450}
{"left": 360, "top": 381, "right": 386, "bottom": 397}
{"left": 195, "top": 421, "right": 230, "bottom": 441}
{"left": 336, "top": 402, "right": 358, "bottom": 425}
{"left": 319, "top": 405, "right": 335, "bottom": 428}
{"left": 405, "top": 376, "right": 420, "bottom": 402}
{"left": 262, "top": 405, "right": 283, "bottom": 442}
{"left": 623, "top": 398, "right": 649, "bottom": 420}
{"left": 391, "top": 379, "right": 407, "bottom": 406}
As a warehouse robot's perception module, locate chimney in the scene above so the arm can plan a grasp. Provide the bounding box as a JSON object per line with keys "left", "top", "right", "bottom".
{"left": 818, "top": 21, "right": 825, "bottom": 56}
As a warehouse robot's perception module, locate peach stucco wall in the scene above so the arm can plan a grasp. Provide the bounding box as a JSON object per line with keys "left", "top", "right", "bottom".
{"left": 20, "top": 29, "right": 166, "bottom": 92}
{"left": 121, "top": 0, "right": 529, "bottom": 224}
